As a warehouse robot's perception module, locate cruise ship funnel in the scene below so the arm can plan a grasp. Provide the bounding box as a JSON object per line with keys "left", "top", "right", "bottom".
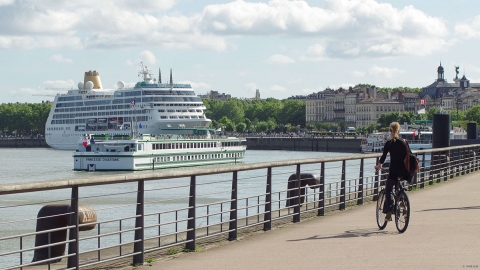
{"left": 84, "top": 70, "right": 103, "bottom": 89}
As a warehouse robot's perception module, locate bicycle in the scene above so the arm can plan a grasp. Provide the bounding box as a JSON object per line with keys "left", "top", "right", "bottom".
{"left": 376, "top": 179, "right": 410, "bottom": 233}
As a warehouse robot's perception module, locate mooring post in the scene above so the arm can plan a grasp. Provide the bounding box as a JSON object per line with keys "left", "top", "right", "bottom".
{"left": 133, "top": 180, "right": 144, "bottom": 265}
{"left": 186, "top": 176, "right": 196, "bottom": 250}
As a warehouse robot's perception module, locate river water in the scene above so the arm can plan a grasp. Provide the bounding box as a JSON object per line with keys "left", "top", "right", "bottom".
{"left": 0, "top": 148, "right": 373, "bottom": 268}
{"left": 0, "top": 148, "right": 359, "bottom": 185}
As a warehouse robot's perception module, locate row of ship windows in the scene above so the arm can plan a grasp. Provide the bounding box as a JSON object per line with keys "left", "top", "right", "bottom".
{"left": 158, "top": 109, "right": 204, "bottom": 113}
{"left": 56, "top": 97, "right": 202, "bottom": 107}
{"left": 59, "top": 90, "right": 197, "bottom": 101}
{"left": 54, "top": 103, "right": 204, "bottom": 113}
{"left": 53, "top": 110, "right": 147, "bottom": 119}
{"left": 160, "top": 116, "right": 204, "bottom": 119}
{"left": 152, "top": 141, "right": 218, "bottom": 150}
{"left": 153, "top": 152, "right": 243, "bottom": 163}
{"left": 50, "top": 116, "right": 148, "bottom": 125}
{"left": 46, "top": 127, "right": 72, "bottom": 131}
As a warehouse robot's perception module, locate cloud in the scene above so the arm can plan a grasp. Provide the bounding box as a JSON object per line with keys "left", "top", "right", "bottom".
{"left": 300, "top": 44, "right": 327, "bottom": 61}
{"left": 270, "top": 84, "right": 287, "bottom": 92}
{"left": 455, "top": 15, "right": 480, "bottom": 39}
{"left": 42, "top": 79, "right": 76, "bottom": 89}
{"left": 50, "top": 54, "right": 73, "bottom": 63}
{"left": 0, "top": 0, "right": 15, "bottom": 6}
{"left": 138, "top": 50, "right": 157, "bottom": 65}
{"left": 179, "top": 81, "right": 211, "bottom": 92}
{"left": 368, "top": 65, "right": 405, "bottom": 78}
{"left": 0, "top": 0, "right": 450, "bottom": 57}
{"left": 245, "top": 82, "right": 258, "bottom": 92}
{"left": 352, "top": 71, "right": 366, "bottom": 77}
{"left": 267, "top": 54, "right": 294, "bottom": 64}
{"left": 327, "top": 83, "right": 355, "bottom": 90}
{"left": 201, "top": 0, "right": 450, "bottom": 57}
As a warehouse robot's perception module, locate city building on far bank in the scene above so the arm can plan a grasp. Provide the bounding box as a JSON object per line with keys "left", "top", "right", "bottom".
{"left": 306, "top": 63, "right": 480, "bottom": 129}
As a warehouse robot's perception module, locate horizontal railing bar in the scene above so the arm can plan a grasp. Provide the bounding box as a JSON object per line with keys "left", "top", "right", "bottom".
{"left": 145, "top": 196, "right": 193, "bottom": 205}
{"left": 80, "top": 239, "right": 140, "bottom": 254}
{"left": 196, "top": 229, "right": 234, "bottom": 240}
{"left": 5, "top": 145, "right": 475, "bottom": 194}
{"left": 79, "top": 227, "right": 138, "bottom": 241}
{"left": 144, "top": 217, "right": 192, "bottom": 229}
{"left": 0, "top": 225, "right": 75, "bottom": 241}
{"left": 145, "top": 229, "right": 192, "bottom": 240}
{"left": 80, "top": 251, "right": 141, "bottom": 268}
{"left": 196, "top": 199, "right": 234, "bottom": 208}
{"left": 1, "top": 253, "right": 75, "bottom": 270}
{"left": 145, "top": 239, "right": 192, "bottom": 253}
{"left": 144, "top": 206, "right": 192, "bottom": 217}
{"left": 0, "top": 238, "right": 75, "bottom": 256}
{"left": 196, "top": 209, "right": 233, "bottom": 219}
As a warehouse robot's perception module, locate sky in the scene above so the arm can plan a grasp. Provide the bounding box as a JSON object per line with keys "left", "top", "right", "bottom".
{"left": 1, "top": 0, "right": 480, "bottom": 103}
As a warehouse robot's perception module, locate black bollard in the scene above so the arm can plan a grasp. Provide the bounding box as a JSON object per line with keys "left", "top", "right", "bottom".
{"left": 32, "top": 204, "right": 97, "bottom": 263}
{"left": 432, "top": 114, "right": 450, "bottom": 148}
{"left": 285, "top": 173, "right": 320, "bottom": 207}
{"left": 467, "top": 123, "right": 478, "bottom": 139}
{"left": 432, "top": 114, "right": 451, "bottom": 182}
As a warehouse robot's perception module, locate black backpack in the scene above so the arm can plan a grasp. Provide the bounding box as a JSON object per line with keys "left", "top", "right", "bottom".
{"left": 403, "top": 139, "right": 419, "bottom": 183}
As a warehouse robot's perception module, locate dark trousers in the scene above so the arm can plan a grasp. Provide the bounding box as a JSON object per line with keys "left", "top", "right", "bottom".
{"left": 383, "top": 178, "right": 397, "bottom": 213}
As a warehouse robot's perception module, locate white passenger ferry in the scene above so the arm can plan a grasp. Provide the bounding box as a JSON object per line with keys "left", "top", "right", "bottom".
{"left": 361, "top": 132, "right": 387, "bottom": 152}
{"left": 46, "top": 63, "right": 211, "bottom": 150}
{"left": 73, "top": 128, "right": 246, "bottom": 171}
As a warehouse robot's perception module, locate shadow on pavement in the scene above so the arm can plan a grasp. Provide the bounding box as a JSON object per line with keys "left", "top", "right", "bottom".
{"left": 286, "top": 228, "right": 396, "bottom": 242}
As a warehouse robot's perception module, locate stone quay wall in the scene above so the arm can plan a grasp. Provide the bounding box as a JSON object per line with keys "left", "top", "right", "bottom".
{"left": 0, "top": 138, "right": 49, "bottom": 148}
{"left": 245, "top": 137, "right": 362, "bottom": 153}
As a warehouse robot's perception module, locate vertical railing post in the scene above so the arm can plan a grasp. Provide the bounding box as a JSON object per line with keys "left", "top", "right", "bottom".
{"left": 133, "top": 180, "right": 144, "bottom": 265}
{"left": 340, "top": 160, "right": 346, "bottom": 210}
{"left": 456, "top": 149, "right": 460, "bottom": 177}
{"left": 374, "top": 157, "right": 379, "bottom": 200}
{"left": 228, "top": 171, "right": 238, "bottom": 241}
{"left": 263, "top": 167, "right": 272, "bottom": 231}
{"left": 293, "top": 164, "right": 301, "bottom": 223}
{"left": 420, "top": 152, "right": 425, "bottom": 187}
{"left": 317, "top": 162, "right": 325, "bottom": 216}
{"left": 186, "top": 176, "right": 196, "bottom": 250}
{"left": 67, "top": 185, "right": 79, "bottom": 269}
{"left": 358, "top": 158, "right": 364, "bottom": 205}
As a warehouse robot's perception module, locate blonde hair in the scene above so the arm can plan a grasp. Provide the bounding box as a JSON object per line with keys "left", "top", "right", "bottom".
{"left": 390, "top": 122, "right": 401, "bottom": 142}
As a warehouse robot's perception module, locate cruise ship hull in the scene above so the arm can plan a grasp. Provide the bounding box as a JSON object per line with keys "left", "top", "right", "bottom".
{"left": 45, "top": 64, "right": 212, "bottom": 150}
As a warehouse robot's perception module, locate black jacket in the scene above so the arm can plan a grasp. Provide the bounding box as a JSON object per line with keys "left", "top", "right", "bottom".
{"left": 379, "top": 138, "right": 408, "bottom": 180}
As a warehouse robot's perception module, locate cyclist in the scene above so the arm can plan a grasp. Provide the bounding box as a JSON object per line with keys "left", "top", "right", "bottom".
{"left": 374, "top": 122, "right": 408, "bottom": 221}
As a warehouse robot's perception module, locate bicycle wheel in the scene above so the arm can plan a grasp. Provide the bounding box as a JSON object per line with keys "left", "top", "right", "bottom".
{"left": 376, "top": 190, "right": 387, "bottom": 230}
{"left": 395, "top": 191, "right": 410, "bottom": 233}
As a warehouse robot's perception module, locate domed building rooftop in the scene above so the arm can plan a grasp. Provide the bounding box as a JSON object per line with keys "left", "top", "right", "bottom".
{"left": 437, "top": 64, "right": 444, "bottom": 73}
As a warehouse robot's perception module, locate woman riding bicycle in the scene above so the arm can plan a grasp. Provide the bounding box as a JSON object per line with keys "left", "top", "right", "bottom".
{"left": 374, "top": 122, "right": 408, "bottom": 221}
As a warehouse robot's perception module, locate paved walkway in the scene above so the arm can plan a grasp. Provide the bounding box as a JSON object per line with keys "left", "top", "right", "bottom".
{"left": 140, "top": 172, "right": 480, "bottom": 270}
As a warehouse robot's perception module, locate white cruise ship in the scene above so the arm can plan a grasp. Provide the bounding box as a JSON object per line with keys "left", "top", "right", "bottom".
{"left": 45, "top": 63, "right": 211, "bottom": 150}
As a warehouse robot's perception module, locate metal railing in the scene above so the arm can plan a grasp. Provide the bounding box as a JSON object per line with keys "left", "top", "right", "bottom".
{"left": 0, "top": 144, "right": 479, "bottom": 269}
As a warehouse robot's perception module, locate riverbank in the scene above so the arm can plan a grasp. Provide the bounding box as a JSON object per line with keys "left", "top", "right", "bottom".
{"left": 0, "top": 138, "right": 49, "bottom": 148}
{"left": 245, "top": 136, "right": 362, "bottom": 153}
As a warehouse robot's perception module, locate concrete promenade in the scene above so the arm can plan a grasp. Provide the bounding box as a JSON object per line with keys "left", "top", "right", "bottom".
{"left": 140, "top": 171, "right": 480, "bottom": 270}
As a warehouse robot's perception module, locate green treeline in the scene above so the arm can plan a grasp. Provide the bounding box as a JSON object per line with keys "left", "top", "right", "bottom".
{"left": 203, "top": 98, "right": 306, "bottom": 133}
{"left": 0, "top": 98, "right": 306, "bottom": 136}
{"left": 3, "top": 98, "right": 480, "bottom": 136}
{"left": 0, "top": 103, "right": 51, "bottom": 137}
